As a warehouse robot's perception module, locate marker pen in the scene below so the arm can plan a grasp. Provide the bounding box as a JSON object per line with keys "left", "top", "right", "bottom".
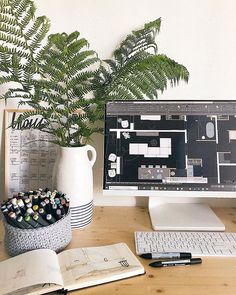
{"left": 140, "top": 252, "right": 192, "bottom": 259}
{"left": 44, "top": 198, "right": 51, "bottom": 213}
{"left": 24, "top": 198, "right": 31, "bottom": 205}
{"left": 39, "top": 201, "right": 46, "bottom": 209}
{"left": 33, "top": 212, "right": 49, "bottom": 226}
{"left": 1, "top": 204, "right": 7, "bottom": 211}
{"left": 51, "top": 203, "right": 58, "bottom": 216}
{"left": 51, "top": 191, "right": 57, "bottom": 199}
{"left": 8, "top": 212, "right": 20, "bottom": 228}
{"left": 26, "top": 202, "right": 32, "bottom": 209}
{"left": 14, "top": 207, "right": 22, "bottom": 216}
{"left": 26, "top": 207, "right": 34, "bottom": 215}
{"left": 18, "top": 192, "right": 25, "bottom": 198}
{"left": 55, "top": 209, "right": 62, "bottom": 220}
{"left": 65, "top": 202, "right": 70, "bottom": 213}
{"left": 32, "top": 204, "right": 39, "bottom": 212}
{"left": 38, "top": 207, "right": 46, "bottom": 218}
{"left": 32, "top": 194, "right": 39, "bottom": 206}
{"left": 17, "top": 199, "right": 26, "bottom": 215}
{"left": 149, "top": 258, "right": 202, "bottom": 268}
{"left": 13, "top": 204, "right": 19, "bottom": 211}
{"left": 58, "top": 204, "right": 65, "bottom": 216}
{"left": 29, "top": 194, "right": 34, "bottom": 201}
{"left": 10, "top": 198, "right": 18, "bottom": 206}
{"left": 60, "top": 198, "right": 66, "bottom": 206}
{"left": 39, "top": 191, "right": 46, "bottom": 200}
{"left": 21, "top": 194, "right": 29, "bottom": 202}
{"left": 2, "top": 209, "right": 15, "bottom": 226}
{"left": 6, "top": 203, "right": 13, "bottom": 211}
{"left": 17, "top": 216, "right": 33, "bottom": 229}
{"left": 24, "top": 214, "right": 41, "bottom": 228}
{"left": 54, "top": 197, "right": 60, "bottom": 205}
{"left": 46, "top": 191, "right": 52, "bottom": 199}
{"left": 46, "top": 214, "right": 56, "bottom": 224}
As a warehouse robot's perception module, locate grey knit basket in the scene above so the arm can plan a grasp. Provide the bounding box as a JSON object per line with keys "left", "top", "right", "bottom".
{"left": 3, "top": 212, "right": 72, "bottom": 256}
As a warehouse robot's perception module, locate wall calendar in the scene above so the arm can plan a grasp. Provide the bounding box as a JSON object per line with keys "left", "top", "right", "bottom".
{"left": 4, "top": 109, "right": 58, "bottom": 197}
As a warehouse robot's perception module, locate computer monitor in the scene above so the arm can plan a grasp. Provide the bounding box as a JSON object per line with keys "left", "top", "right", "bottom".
{"left": 103, "top": 100, "right": 236, "bottom": 231}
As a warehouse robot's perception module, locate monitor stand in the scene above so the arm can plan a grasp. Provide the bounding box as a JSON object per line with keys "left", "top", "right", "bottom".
{"left": 148, "top": 197, "right": 225, "bottom": 231}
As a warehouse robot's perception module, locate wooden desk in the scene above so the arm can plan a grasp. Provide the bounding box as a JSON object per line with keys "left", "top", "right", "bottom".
{"left": 1, "top": 206, "right": 236, "bottom": 295}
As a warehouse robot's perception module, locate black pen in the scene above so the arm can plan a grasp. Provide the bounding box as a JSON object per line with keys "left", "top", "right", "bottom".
{"left": 55, "top": 208, "right": 62, "bottom": 220}
{"left": 7, "top": 212, "right": 19, "bottom": 227}
{"left": 46, "top": 213, "right": 57, "bottom": 224}
{"left": 26, "top": 207, "right": 34, "bottom": 215}
{"left": 24, "top": 214, "right": 41, "bottom": 228}
{"left": 58, "top": 204, "right": 65, "bottom": 216}
{"left": 17, "top": 216, "right": 33, "bottom": 229}
{"left": 38, "top": 207, "right": 46, "bottom": 218}
{"left": 33, "top": 212, "right": 49, "bottom": 226}
{"left": 149, "top": 258, "right": 202, "bottom": 268}
{"left": 32, "top": 194, "right": 39, "bottom": 206}
{"left": 140, "top": 252, "right": 192, "bottom": 259}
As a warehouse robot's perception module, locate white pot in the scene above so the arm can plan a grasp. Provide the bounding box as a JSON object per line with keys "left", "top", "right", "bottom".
{"left": 53, "top": 145, "right": 97, "bottom": 228}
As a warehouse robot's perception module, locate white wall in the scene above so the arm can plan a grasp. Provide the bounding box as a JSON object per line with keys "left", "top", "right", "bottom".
{"left": 1, "top": 0, "right": 236, "bottom": 206}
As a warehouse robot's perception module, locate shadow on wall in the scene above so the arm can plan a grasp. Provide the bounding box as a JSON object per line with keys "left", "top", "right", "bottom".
{"left": 0, "top": 108, "right": 5, "bottom": 201}
{"left": 91, "top": 133, "right": 104, "bottom": 198}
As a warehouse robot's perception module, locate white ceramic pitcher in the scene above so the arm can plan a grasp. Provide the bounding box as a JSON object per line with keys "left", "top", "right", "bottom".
{"left": 53, "top": 145, "right": 97, "bottom": 228}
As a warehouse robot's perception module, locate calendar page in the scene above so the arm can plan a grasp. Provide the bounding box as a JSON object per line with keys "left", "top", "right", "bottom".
{"left": 4, "top": 109, "right": 57, "bottom": 197}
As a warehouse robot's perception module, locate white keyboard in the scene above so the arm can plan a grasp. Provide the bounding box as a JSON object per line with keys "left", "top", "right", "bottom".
{"left": 135, "top": 231, "right": 236, "bottom": 257}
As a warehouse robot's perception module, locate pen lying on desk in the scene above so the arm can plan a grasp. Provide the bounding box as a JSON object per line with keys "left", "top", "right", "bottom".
{"left": 140, "top": 252, "right": 192, "bottom": 259}
{"left": 149, "top": 258, "right": 202, "bottom": 268}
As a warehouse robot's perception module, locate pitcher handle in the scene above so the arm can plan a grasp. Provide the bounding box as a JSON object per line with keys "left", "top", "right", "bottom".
{"left": 86, "top": 145, "right": 97, "bottom": 167}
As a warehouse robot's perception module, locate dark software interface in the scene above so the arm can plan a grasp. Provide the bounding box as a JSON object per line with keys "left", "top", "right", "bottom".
{"left": 103, "top": 100, "right": 236, "bottom": 192}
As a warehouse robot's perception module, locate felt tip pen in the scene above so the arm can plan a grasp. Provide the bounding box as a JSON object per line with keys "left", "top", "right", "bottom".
{"left": 7, "top": 212, "right": 19, "bottom": 227}
{"left": 46, "top": 213, "right": 56, "bottom": 224}
{"left": 38, "top": 207, "right": 46, "bottom": 218}
{"left": 32, "top": 204, "right": 39, "bottom": 212}
{"left": 149, "top": 258, "right": 202, "bottom": 268}
{"left": 17, "top": 216, "right": 33, "bottom": 229}
{"left": 33, "top": 212, "right": 49, "bottom": 226}
{"left": 140, "top": 252, "right": 192, "bottom": 259}
{"left": 24, "top": 214, "right": 41, "bottom": 228}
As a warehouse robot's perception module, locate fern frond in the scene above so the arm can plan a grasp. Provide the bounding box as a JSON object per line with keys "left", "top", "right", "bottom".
{"left": 0, "top": 9, "right": 189, "bottom": 146}
{"left": 0, "top": 14, "right": 18, "bottom": 27}
{"left": 113, "top": 18, "right": 161, "bottom": 68}
{"left": 0, "top": 22, "right": 22, "bottom": 36}
{"left": 103, "top": 53, "right": 188, "bottom": 100}
{"left": 0, "top": 0, "right": 50, "bottom": 102}
{"left": 98, "top": 21, "right": 189, "bottom": 102}
{"left": 0, "top": 45, "right": 30, "bottom": 58}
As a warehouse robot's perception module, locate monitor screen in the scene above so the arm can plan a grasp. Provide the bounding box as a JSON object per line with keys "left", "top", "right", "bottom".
{"left": 103, "top": 100, "right": 236, "bottom": 195}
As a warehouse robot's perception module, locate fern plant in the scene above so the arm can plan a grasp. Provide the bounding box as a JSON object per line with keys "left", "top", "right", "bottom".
{"left": 97, "top": 19, "right": 189, "bottom": 102}
{"left": 0, "top": 0, "right": 50, "bottom": 99}
{"left": 20, "top": 31, "right": 101, "bottom": 146}
{"left": 0, "top": 0, "right": 189, "bottom": 147}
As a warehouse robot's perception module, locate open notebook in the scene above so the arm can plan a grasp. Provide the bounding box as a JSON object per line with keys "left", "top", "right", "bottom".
{"left": 0, "top": 243, "right": 145, "bottom": 295}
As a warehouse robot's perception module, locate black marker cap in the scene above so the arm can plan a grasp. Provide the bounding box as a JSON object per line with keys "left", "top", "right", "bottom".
{"left": 190, "top": 258, "right": 202, "bottom": 264}
{"left": 24, "top": 214, "right": 41, "bottom": 228}
{"left": 46, "top": 214, "right": 56, "bottom": 224}
{"left": 17, "top": 216, "right": 33, "bottom": 229}
{"left": 33, "top": 212, "right": 49, "bottom": 226}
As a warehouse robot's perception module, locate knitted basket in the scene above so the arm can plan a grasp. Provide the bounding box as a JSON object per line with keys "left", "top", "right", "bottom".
{"left": 3, "top": 212, "right": 72, "bottom": 256}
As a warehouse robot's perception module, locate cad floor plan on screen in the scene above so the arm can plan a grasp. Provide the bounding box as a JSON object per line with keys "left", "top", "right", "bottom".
{"left": 104, "top": 101, "right": 236, "bottom": 192}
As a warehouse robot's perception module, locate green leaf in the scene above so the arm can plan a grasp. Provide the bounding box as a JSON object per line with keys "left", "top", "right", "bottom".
{"left": 0, "top": 5, "right": 189, "bottom": 146}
